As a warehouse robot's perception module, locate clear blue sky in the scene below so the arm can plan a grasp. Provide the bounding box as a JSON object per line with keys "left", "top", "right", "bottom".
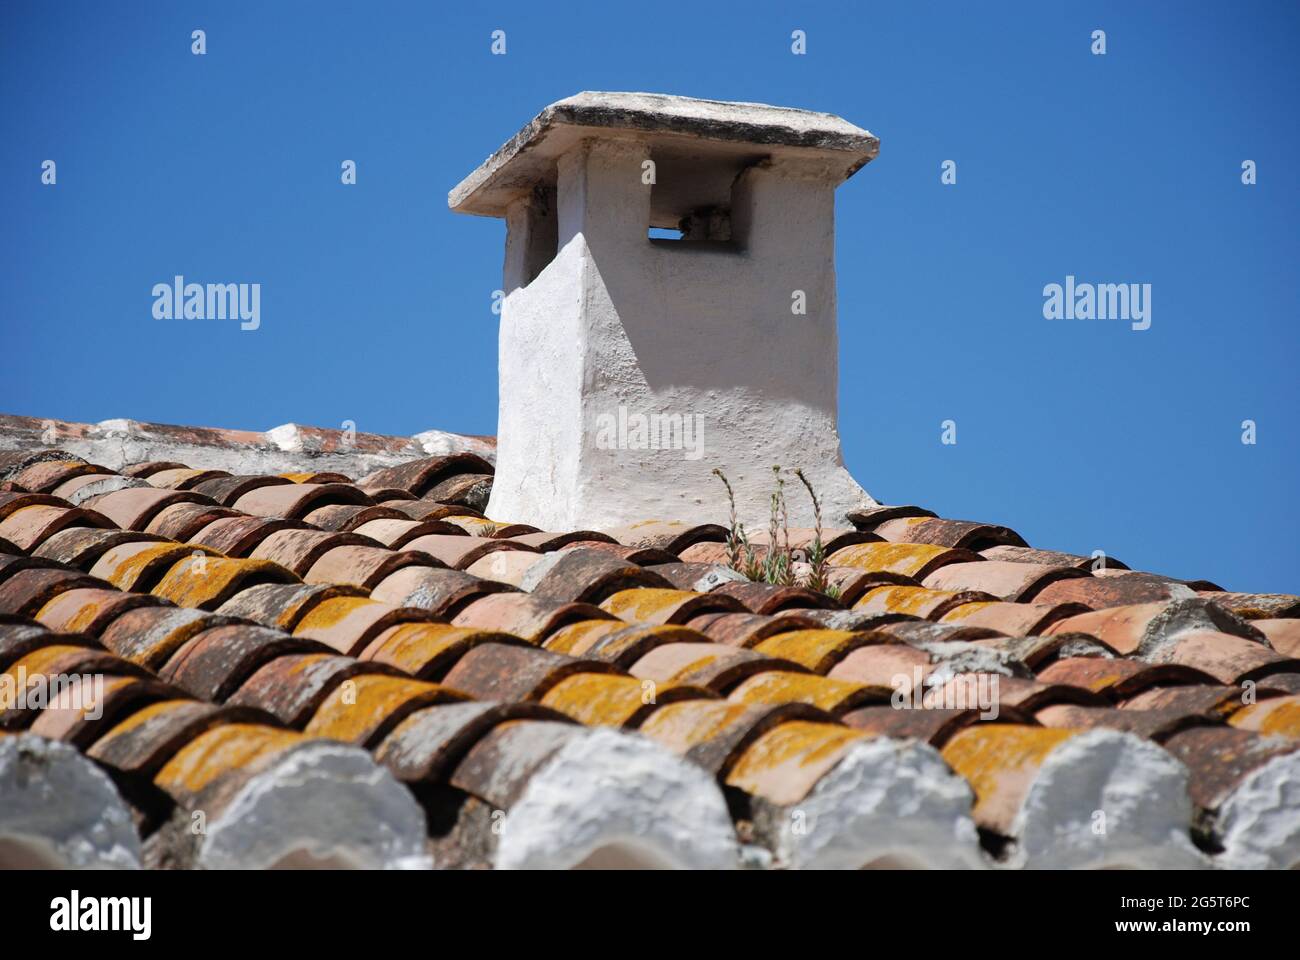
{"left": 3, "top": 1, "right": 1297, "bottom": 592}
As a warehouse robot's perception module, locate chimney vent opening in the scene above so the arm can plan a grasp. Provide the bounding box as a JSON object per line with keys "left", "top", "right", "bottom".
{"left": 646, "top": 151, "right": 747, "bottom": 250}
{"left": 647, "top": 206, "right": 732, "bottom": 245}
{"left": 648, "top": 226, "right": 686, "bottom": 241}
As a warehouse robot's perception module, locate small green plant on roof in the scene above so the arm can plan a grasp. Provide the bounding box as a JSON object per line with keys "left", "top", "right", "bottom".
{"left": 793, "top": 468, "right": 834, "bottom": 597}
{"left": 711, "top": 467, "right": 760, "bottom": 579}
{"left": 711, "top": 466, "right": 840, "bottom": 600}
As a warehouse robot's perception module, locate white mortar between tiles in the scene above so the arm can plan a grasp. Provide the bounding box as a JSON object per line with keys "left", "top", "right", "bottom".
{"left": 777, "top": 736, "right": 986, "bottom": 870}
{"left": 1011, "top": 729, "right": 1207, "bottom": 870}
{"left": 197, "top": 741, "right": 431, "bottom": 870}
{"left": 0, "top": 734, "right": 141, "bottom": 869}
{"left": 494, "top": 727, "right": 739, "bottom": 870}
{"left": 1215, "top": 751, "right": 1300, "bottom": 869}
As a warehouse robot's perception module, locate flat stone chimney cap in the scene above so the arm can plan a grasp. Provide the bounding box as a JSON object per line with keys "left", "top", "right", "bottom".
{"left": 449, "top": 91, "right": 879, "bottom": 218}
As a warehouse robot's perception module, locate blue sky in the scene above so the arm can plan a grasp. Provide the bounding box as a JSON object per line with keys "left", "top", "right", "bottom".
{"left": 2, "top": 1, "right": 1297, "bottom": 591}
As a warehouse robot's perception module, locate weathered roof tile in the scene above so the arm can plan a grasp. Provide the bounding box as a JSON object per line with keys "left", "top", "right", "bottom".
{"left": 160, "top": 623, "right": 329, "bottom": 701}
{"left": 151, "top": 556, "right": 298, "bottom": 610}
{"left": 291, "top": 596, "right": 436, "bottom": 656}
{"left": 303, "top": 674, "right": 465, "bottom": 747}
{"left": 873, "top": 517, "right": 1027, "bottom": 550}
{"left": 369, "top": 566, "right": 511, "bottom": 618}
{"left": 441, "top": 642, "right": 617, "bottom": 701}
{"left": 303, "top": 544, "right": 442, "bottom": 589}
{"left": 452, "top": 592, "right": 614, "bottom": 641}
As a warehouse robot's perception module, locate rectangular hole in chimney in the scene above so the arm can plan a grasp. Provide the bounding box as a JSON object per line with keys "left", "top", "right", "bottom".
{"left": 647, "top": 207, "right": 733, "bottom": 247}
{"left": 515, "top": 183, "right": 558, "bottom": 289}
{"left": 646, "top": 152, "right": 743, "bottom": 250}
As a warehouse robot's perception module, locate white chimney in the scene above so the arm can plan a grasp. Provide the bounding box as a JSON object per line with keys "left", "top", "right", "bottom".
{"left": 450, "top": 92, "right": 879, "bottom": 531}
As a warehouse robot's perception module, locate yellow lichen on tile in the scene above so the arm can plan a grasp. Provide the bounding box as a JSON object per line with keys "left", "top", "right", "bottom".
{"left": 155, "top": 724, "right": 303, "bottom": 795}
{"left": 152, "top": 556, "right": 296, "bottom": 609}
{"left": 303, "top": 674, "right": 456, "bottom": 743}
{"left": 2, "top": 645, "right": 91, "bottom": 688}
{"left": 827, "top": 542, "right": 949, "bottom": 577}
{"left": 729, "top": 671, "right": 869, "bottom": 713}
{"left": 940, "top": 725, "right": 1076, "bottom": 820}
{"left": 638, "top": 699, "right": 754, "bottom": 753}
{"left": 365, "top": 623, "right": 490, "bottom": 674}
{"left": 586, "top": 626, "right": 709, "bottom": 666}
{"left": 446, "top": 516, "right": 498, "bottom": 536}
{"left": 600, "top": 588, "right": 698, "bottom": 623}
{"left": 724, "top": 721, "right": 865, "bottom": 804}
{"left": 661, "top": 653, "right": 720, "bottom": 684}
{"left": 752, "top": 629, "right": 860, "bottom": 671}
{"left": 542, "top": 619, "right": 624, "bottom": 655}
{"left": 940, "top": 602, "right": 998, "bottom": 622}
{"left": 96, "top": 543, "right": 221, "bottom": 591}
{"left": 292, "top": 596, "right": 382, "bottom": 634}
{"left": 855, "top": 585, "right": 957, "bottom": 615}
{"left": 95, "top": 699, "right": 197, "bottom": 742}
{"left": 1078, "top": 670, "right": 1129, "bottom": 692}
{"left": 35, "top": 593, "right": 107, "bottom": 634}
{"left": 540, "top": 673, "right": 656, "bottom": 726}
{"left": 1230, "top": 698, "right": 1300, "bottom": 738}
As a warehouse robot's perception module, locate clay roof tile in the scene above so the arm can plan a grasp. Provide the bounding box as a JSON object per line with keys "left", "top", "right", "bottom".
{"left": 441, "top": 641, "right": 618, "bottom": 701}
{"left": 32, "top": 527, "right": 166, "bottom": 570}
{"left": 0, "top": 504, "right": 116, "bottom": 551}
{"left": 85, "top": 487, "right": 212, "bottom": 531}
{"left": 375, "top": 702, "right": 570, "bottom": 783}
{"left": 160, "top": 623, "right": 331, "bottom": 701}
{"left": 599, "top": 587, "right": 746, "bottom": 625}
{"left": 291, "top": 596, "right": 437, "bottom": 657}
{"left": 628, "top": 641, "right": 804, "bottom": 692}
{"left": 527, "top": 547, "right": 674, "bottom": 605}
{"left": 232, "top": 482, "right": 372, "bottom": 519}
{"left": 304, "top": 544, "right": 444, "bottom": 590}
{"left": 249, "top": 529, "right": 383, "bottom": 576}
{"left": 601, "top": 520, "right": 729, "bottom": 555}
{"left": 358, "top": 622, "right": 524, "bottom": 680}
{"left": 873, "top": 516, "right": 1027, "bottom": 550}
{"left": 189, "top": 515, "right": 309, "bottom": 557}
{"left": 638, "top": 699, "right": 835, "bottom": 775}
{"left": 399, "top": 534, "right": 530, "bottom": 570}
{"left": 99, "top": 606, "right": 234, "bottom": 668}
{"left": 87, "top": 699, "right": 272, "bottom": 775}
{"left": 190, "top": 474, "right": 291, "bottom": 505}
{"left": 451, "top": 592, "right": 614, "bottom": 642}
{"left": 0, "top": 567, "right": 110, "bottom": 617}
{"left": 226, "top": 653, "right": 400, "bottom": 728}
{"left": 214, "top": 581, "right": 365, "bottom": 631}
{"left": 358, "top": 454, "right": 495, "bottom": 497}
{"left": 303, "top": 673, "right": 466, "bottom": 747}
{"left": 143, "top": 501, "right": 241, "bottom": 541}
{"left": 151, "top": 556, "right": 299, "bottom": 611}
{"left": 685, "top": 611, "right": 821, "bottom": 648}
{"left": 369, "top": 566, "right": 513, "bottom": 618}
{"left": 921, "top": 560, "right": 1088, "bottom": 602}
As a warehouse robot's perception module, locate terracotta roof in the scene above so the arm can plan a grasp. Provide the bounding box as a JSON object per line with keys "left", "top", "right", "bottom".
{"left": 0, "top": 438, "right": 1297, "bottom": 870}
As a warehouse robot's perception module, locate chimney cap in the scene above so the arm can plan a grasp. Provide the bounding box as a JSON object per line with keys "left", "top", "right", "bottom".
{"left": 449, "top": 91, "right": 879, "bottom": 218}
